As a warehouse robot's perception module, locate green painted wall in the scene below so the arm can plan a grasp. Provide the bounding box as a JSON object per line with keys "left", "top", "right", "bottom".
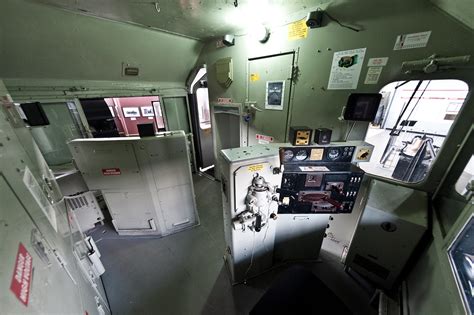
{"left": 0, "top": 0, "right": 203, "bottom": 84}
{"left": 197, "top": 0, "right": 474, "bottom": 193}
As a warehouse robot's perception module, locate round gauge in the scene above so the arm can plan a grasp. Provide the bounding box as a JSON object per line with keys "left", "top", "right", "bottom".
{"left": 283, "top": 150, "right": 294, "bottom": 162}
{"left": 295, "top": 150, "right": 308, "bottom": 161}
{"left": 327, "top": 148, "right": 341, "bottom": 161}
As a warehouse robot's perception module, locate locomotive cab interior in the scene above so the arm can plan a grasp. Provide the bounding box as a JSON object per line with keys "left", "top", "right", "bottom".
{"left": 0, "top": 0, "right": 473, "bottom": 314}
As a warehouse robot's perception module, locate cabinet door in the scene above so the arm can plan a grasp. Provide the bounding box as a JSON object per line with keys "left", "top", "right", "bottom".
{"left": 0, "top": 175, "right": 83, "bottom": 314}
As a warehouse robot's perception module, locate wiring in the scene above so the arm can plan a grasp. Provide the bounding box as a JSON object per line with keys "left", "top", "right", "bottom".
{"left": 323, "top": 10, "right": 361, "bottom": 32}
{"left": 244, "top": 229, "right": 256, "bottom": 281}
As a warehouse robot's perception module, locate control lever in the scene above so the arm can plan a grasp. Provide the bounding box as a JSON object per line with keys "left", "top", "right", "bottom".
{"left": 249, "top": 103, "right": 263, "bottom": 112}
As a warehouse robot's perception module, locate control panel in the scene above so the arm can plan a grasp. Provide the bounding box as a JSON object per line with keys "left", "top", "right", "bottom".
{"left": 278, "top": 146, "right": 365, "bottom": 214}
{"left": 280, "top": 146, "right": 356, "bottom": 163}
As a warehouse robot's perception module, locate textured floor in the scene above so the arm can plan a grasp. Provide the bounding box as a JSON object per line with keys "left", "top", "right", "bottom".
{"left": 88, "top": 174, "right": 377, "bottom": 315}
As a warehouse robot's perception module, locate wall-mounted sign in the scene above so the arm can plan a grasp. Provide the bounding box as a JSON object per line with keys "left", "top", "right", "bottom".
{"left": 102, "top": 168, "right": 121, "bottom": 176}
{"left": 364, "top": 67, "right": 383, "bottom": 84}
{"left": 265, "top": 80, "right": 285, "bottom": 110}
{"left": 141, "top": 106, "right": 154, "bottom": 117}
{"left": 328, "top": 48, "right": 366, "bottom": 90}
{"left": 288, "top": 19, "right": 308, "bottom": 40}
{"left": 256, "top": 134, "right": 274, "bottom": 144}
{"left": 123, "top": 107, "right": 140, "bottom": 118}
{"left": 367, "top": 57, "right": 389, "bottom": 67}
{"left": 393, "top": 31, "right": 431, "bottom": 50}
{"left": 10, "top": 243, "right": 33, "bottom": 306}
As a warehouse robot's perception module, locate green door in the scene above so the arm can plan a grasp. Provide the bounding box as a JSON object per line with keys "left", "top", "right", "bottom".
{"left": 248, "top": 53, "right": 294, "bottom": 145}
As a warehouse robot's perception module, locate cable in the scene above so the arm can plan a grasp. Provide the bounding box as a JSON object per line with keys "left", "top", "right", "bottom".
{"left": 323, "top": 11, "right": 361, "bottom": 32}
{"left": 344, "top": 121, "right": 356, "bottom": 142}
{"left": 244, "top": 229, "right": 256, "bottom": 281}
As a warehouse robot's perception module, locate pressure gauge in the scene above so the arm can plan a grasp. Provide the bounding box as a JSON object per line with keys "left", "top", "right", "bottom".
{"left": 295, "top": 150, "right": 308, "bottom": 161}
{"left": 327, "top": 148, "right": 341, "bottom": 161}
{"left": 283, "top": 150, "right": 294, "bottom": 162}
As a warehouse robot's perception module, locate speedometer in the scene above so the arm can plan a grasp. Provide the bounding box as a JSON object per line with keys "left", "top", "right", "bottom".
{"left": 295, "top": 150, "right": 308, "bottom": 161}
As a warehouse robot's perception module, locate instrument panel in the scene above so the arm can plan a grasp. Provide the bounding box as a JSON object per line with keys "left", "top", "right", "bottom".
{"left": 279, "top": 146, "right": 356, "bottom": 164}
{"left": 277, "top": 164, "right": 364, "bottom": 214}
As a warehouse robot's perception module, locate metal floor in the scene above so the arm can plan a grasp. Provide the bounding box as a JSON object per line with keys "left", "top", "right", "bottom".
{"left": 88, "top": 174, "right": 377, "bottom": 315}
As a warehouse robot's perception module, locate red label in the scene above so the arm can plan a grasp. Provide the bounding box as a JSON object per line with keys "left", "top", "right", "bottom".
{"left": 102, "top": 168, "right": 121, "bottom": 176}
{"left": 10, "top": 243, "right": 33, "bottom": 306}
{"left": 255, "top": 134, "right": 274, "bottom": 142}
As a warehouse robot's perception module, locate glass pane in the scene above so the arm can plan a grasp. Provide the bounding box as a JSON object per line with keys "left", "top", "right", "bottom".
{"left": 196, "top": 88, "right": 211, "bottom": 130}
{"left": 162, "top": 97, "right": 190, "bottom": 133}
{"left": 455, "top": 155, "right": 474, "bottom": 197}
{"left": 361, "top": 79, "right": 469, "bottom": 183}
{"left": 30, "top": 102, "right": 82, "bottom": 166}
{"left": 448, "top": 215, "right": 474, "bottom": 314}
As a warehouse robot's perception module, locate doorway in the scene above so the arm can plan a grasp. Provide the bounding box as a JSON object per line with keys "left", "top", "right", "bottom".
{"left": 188, "top": 66, "right": 215, "bottom": 172}
{"left": 247, "top": 52, "right": 295, "bottom": 145}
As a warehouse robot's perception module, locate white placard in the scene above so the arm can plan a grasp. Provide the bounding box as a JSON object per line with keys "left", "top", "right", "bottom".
{"left": 265, "top": 80, "right": 285, "bottom": 110}
{"left": 328, "top": 48, "right": 366, "bottom": 90}
{"left": 364, "top": 67, "right": 383, "bottom": 84}
{"left": 393, "top": 31, "right": 431, "bottom": 50}
{"left": 299, "top": 166, "right": 330, "bottom": 172}
{"left": 367, "top": 57, "right": 389, "bottom": 67}
{"left": 141, "top": 106, "right": 154, "bottom": 117}
{"left": 123, "top": 107, "right": 140, "bottom": 118}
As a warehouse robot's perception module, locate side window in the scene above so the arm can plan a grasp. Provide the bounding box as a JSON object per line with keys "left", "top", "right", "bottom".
{"left": 455, "top": 155, "right": 474, "bottom": 198}
{"left": 361, "top": 79, "right": 469, "bottom": 183}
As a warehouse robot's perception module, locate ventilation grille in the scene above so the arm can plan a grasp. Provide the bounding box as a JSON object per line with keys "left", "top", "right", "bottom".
{"left": 66, "top": 195, "right": 89, "bottom": 210}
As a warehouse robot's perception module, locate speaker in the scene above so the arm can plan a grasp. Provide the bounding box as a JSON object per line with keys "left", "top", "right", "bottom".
{"left": 314, "top": 128, "right": 332, "bottom": 145}
{"left": 306, "top": 10, "right": 324, "bottom": 28}
{"left": 137, "top": 123, "right": 155, "bottom": 137}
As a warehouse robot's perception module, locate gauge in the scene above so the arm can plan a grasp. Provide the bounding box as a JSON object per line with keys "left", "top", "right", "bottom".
{"left": 327, "top": 148, "right": 341, "bottom": 161}
{"left": 295, "top": 150, "right": 308, "bottom": 161}
{"left": 283, "top": 149, "right": 294, "bottom": 162}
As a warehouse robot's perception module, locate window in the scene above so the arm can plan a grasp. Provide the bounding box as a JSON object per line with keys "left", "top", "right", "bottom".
{"left": 448, "top": 215, "right": 473, "bottom": 314}
{"left": 361, "top": 79, "right": 469, "bottom": 183}
{"left": 196, "top": 87, "right": 211, "bottom": 129}
{"left": 455, "top": 155, "right": 474, "bottom": 198}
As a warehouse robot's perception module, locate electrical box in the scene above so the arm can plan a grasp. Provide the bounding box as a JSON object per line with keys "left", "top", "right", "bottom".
{"left": 69, "top": 131, "right": 199, "bottom": 236}
{"left": 345, "top": 179, "right": 428, "bottom": 289}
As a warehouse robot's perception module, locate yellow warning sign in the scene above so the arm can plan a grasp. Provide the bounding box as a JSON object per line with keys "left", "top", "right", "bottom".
{"left": 288, "top": 19, "right": 308, "bottom": 40}
{"left": 250, "top": 73, "right": 260, "bottom": 81}
{"left": 248, "top": 164, "right": 264, "bottom": 172}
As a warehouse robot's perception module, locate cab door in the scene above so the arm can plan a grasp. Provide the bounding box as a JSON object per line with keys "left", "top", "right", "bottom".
{"left": 247, "top": 52, "right": 295, "bottom": 145}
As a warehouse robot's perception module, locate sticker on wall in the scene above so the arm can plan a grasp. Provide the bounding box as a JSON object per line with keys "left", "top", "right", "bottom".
{"left": 250, "top": 73, "right": 260, "bottom": 82}
{"left": 10, "top": 243, "right": 33, "bottom": 306}
{"left": 248, "top": 164, "right": 264, "bottom": 172}
{"left": 328, "top": 48, "right": 367, "bottom": 90}
{"left": 393, "top": 31, "right": 431, "bottom": 50}
{"left": 265, "top": 80, "right": 285, "bottom": 110}
{"left": 288, "top": 19, "right": 308, "bottom": 40}
{"left": 364, "top": 67, "right": 383, "bottom": 84}
{"left": 367, "top": 57, "right": 389, "bottom": 67}
{"left": 256, "top": 134, "right": 274, "bottom": 144}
